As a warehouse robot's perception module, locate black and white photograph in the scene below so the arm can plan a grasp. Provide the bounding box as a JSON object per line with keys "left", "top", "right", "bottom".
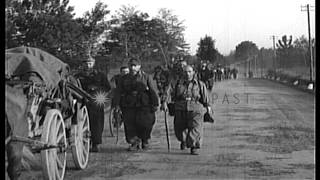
{"left": 5, "top": 0, "right": 315, "bottom": 179}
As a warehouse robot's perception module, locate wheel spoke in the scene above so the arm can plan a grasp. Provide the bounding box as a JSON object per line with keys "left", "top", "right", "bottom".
{"left": 83, "top": 138, "right": 90, "bottom": 144}
{"left": 56, "top": 153, "right": 64, "bottom": 169}
{"left": 81, "top": 149, "right": 87, "bottom": 163}
{"left": 50, "top": 116, "right": 57, "bottom": 144}
{"left": 82, "top": 126, "right": 89, "bottom": 133}
{"left": 82, "top": 117, "right": 89, "bottom": 128}
{"left": 56, "top": 119, "right": 62, "bottom": 137}
{"left": 78, "top": 147, "right": 83, "bottom": 163}
{"left": 82, "top": 146, "right": 88, "bottom": 161}
{"left": 56, "top": 132, "right": 65, "bottom": 143}
{"left": 55, "top": 161, "right": 60, "bottom": 180}
{"left": 83, "top": 145, "right": 89, "bottom": 157}
{"left": 51, "top": 151, "right": 57, "bottom": 180}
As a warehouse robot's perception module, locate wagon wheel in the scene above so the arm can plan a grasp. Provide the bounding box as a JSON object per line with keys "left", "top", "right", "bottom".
{"left": 108, "top": 107, "right": 115, "bottom": 137}
{"left": 41, "top": 109, "right": 67, "bottom": 180}
{"left": 71, "top": 104, "right": 90, "bottom": 169}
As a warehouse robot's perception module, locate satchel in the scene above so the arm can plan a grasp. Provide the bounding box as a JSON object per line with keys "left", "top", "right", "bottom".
{"left": 204, "top": 111, "right": 214, "bottom": 123}
{"left": 167, "top": 102, "right": 175, "bottom": 116}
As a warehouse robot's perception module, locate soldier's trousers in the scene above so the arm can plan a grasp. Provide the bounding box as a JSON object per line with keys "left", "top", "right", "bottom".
{"left": 87, "top": 101, "right": 105, "bottom": 145}
{"left": 174, "top": 110, "right": 204, "bottom": 149}
{"left": 122, "top": 107, "right": 156, "bottom": 144}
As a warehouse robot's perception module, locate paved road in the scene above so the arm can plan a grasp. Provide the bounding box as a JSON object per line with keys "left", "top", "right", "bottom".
{"left": 17, "top": 78, "right": 315, "bottom": 180}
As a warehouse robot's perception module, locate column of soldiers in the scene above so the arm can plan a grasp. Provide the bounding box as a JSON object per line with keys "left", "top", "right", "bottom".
{"left": 76, "top": 55, "right": 215, "bottom": 155}
{"left": 198, "top": 62, "right": 238, "bottom": 83}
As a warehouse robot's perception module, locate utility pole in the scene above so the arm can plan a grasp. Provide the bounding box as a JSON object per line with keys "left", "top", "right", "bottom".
{"left": 260, "top": 50, "right": 263, "bottom": 78}
{"left": 270, "top": 35, "right": 277, "bottom": 73}
{"left": 301, "top": 4, "right": 315, "bottom": 81}
{"left": 254, "top": 55, "right": 257, "bottom": 78}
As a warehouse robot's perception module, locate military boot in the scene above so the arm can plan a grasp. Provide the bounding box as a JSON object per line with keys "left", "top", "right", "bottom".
{"left": 128, "top": 139, "right": 141, "bottom": 151}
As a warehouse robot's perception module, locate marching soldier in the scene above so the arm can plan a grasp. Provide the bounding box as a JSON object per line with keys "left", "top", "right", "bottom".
{"left": 75, "top": 57, "right": 111, "bottom": 152}
{"left": 198, "top": 61, "right": 214, "bottom": 90}
{"left": 113, "top": 58, "right": 159, "bottom": 151}
{"left": 110, "top": 65, "right": 130, "bottom": 89}
{"left": 163, "top": 65, "right": 212, "bottom": 155}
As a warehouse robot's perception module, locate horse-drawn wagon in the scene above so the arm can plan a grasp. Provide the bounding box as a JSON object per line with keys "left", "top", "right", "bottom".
{"left": 5, "top": 47, "right": 93, "bottom": 180}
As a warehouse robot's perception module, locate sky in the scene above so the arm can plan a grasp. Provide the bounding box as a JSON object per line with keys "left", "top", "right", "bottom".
{"left": 68, "top": 0, "right": 316, "bottom": 55}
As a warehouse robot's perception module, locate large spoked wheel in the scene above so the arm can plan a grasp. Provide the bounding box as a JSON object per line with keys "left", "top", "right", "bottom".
{"left": 71, "top": 104, "right": 90, "bottom": 169}
{"left": 41, "top": 109, "right": 67, "bottom": 180}
{"left": 108, "top": 107, "right": 115, "bottom": 137}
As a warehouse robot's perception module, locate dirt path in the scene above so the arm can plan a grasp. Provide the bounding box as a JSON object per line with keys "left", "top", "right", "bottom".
{"left": 14, "top": 78, "right": 315, "bottom": 180}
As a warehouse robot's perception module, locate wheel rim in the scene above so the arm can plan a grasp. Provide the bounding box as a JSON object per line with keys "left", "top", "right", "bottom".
{"left": 72, "top": 105, "right": 90, "bottom": 169}
{"left": 41, "top": 110, "right": 66, "bottom": 180}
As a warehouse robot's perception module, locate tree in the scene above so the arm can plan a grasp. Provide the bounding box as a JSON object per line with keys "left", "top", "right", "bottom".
{"left": 293, "top": 35, "right": 315, "bottom": 66}
{"left": 234, "top": 41, "right": 259, "bottom": 61}
{"left": 76, "top": 1, "right": 110, "bottom": 59}
{"left": 196, "top": 35, "right": 218, "bottom": 63}
{"left": 276, "top": 35, "right": 293, "bottom": 69}
{"left": 156, "top": 8, "right": 189, "bottom": 60}
{"left": 106, "top": 6, "right": 189, "bottom": 66}
{"left": 5, "top": 0, "right": 83, "bottom": 61}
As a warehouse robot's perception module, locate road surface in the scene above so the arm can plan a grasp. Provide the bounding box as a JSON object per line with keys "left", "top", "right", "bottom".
{"left": 16, "top": 78, "right": 316, "bottom": 180}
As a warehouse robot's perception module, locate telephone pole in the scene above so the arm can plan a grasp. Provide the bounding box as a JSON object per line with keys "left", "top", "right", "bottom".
{"left": 270, "top": 35, "right": 277, "bottom": 73}
{"left": 301, "top": 4, "right": 315, "bottom": 81}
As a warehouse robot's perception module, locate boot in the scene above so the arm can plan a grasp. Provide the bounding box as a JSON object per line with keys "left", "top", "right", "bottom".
{"left": 180, "top": 142, "right": 186, "bottom": 150}
{"left": 90, "top": 144, "right": 99, "bottom": 153}
{"left": 128, "top": 140, "right": 140, "bottom": 151}
{"left": 142, "top": 141, "right": 150, "bottom": 150}
{"left": 190, "top": 147, "right": 199, "bottom": 155}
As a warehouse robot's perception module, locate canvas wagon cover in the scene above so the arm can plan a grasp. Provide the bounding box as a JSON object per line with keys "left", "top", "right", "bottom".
{"left": 5, "top": 46, "right": 70, "bottom": 89}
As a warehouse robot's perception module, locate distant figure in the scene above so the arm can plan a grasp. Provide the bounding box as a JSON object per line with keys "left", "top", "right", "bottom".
{"left": 198, "top": 62, "right": 214, "bottom": 90}
{"left": 231, "top": 68, "right": 238, "bottom": 79}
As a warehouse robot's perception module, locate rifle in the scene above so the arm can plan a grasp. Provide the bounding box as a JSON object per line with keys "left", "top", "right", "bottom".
{"left": 66, "top": 82, "right": 94, "bottom": 102}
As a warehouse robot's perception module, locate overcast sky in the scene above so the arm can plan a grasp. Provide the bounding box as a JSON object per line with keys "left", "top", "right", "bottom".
{"left": 68, "top": 0, "right": 315, "bottom": 55}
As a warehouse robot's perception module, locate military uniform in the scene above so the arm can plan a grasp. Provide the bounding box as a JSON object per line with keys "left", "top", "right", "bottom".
{"left": 75, "top": 69, "right": 111, "bottom": 146}
{"left": 198, "top": 67, "right": 214, "bottom": 90}
{"left": 170, "top": 75, "right": 210, "bottom": 151}
{"left": 110, "top": 74, "right": 123, "bottom": 88}
{"left": 113, "top": 70, "right": 159, "bottom": 148}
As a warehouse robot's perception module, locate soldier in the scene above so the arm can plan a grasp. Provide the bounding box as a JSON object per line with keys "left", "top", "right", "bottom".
{"left": 216, "top": 64, "right": 222, "bottom": 81}
{"left": 113, "top": 58, "right": 159, "bottom": 151}
{"left": 164, "top": 65, "right": 212, "bottom": 155}
{"left": 110, "top": 65, "right": 129, "bottom": 122}
{"left": 75, "top": 58, "right": 111, "bottom": 152}
{"left": 198, "top": 61, "right": 214, "bottom": 90}
{"left": 232, "top": 68, "right": 238, "bottom": 79}
{"left": 110, "top": 65, "right": 130, "bottom": 89}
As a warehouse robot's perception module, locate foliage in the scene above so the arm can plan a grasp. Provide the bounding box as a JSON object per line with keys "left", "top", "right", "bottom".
{"left": 234, "top": 41, "right": 259, "bottom": 61}
{"left": 105, "top": 6, "right": 188, "bottom": 66}
{"left": 276, "top": 35, "right": 295, "bottom": 68}
{"left": 156, "top": 8, "right": 189, "bottom": 59}
{"left": 5, "top": 0, "right": 83, "bottom": 60}
{"left": 196, "top": 35, "right": 219, "bottom": 63}
{"left": 75, "top": 1, "right": 110, "bottom": 59}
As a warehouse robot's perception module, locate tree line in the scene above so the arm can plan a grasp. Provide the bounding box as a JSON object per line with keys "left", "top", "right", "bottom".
{"left": 5, "top": 0, "right": 189, "bottom": 68}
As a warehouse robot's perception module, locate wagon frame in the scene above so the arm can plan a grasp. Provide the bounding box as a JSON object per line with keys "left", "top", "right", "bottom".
{"left": 5, "top": 47, "right": 93, "bottom": 180}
